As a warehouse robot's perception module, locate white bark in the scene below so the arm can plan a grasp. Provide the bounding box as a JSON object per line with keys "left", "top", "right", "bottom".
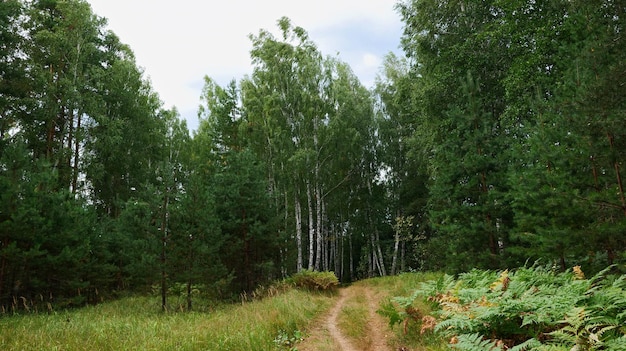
{"left": 313, "top": 118, "right": 323, "bottom": 271}
{"left": 314, "top": 181, "right": 322, "bottom": 271}
{"left": 295, "top": 190, "right": 303, "bottom": 272}
{"left": 367, "top": 181, "right": 386, "bottom": 277}
{"left": 375, "top": 226, "right": 386, "bottom": 276}
{"left": 391, "top": 230, "right": 400, "bottom": 275}
{"left": 307, "top": 180, "right": 315, "bottom": 270}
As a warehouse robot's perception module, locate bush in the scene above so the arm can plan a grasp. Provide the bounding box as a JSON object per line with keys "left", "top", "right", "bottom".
{"left": 288, "top": 270, "right": 339, "bottom": 291}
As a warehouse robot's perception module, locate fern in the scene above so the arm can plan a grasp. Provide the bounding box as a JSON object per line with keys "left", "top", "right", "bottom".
{"left": 434, "top": 314, "right": 475, "bottom": 334}
{"left": 388, "top": 266, "right": 626, "bottom": 350}
{"left": 414, "top": 273, "right": 458, "bottom": 302}
{"left": 377, "top": 298, "right": 404, "bottom": 327}
{"left": 549, "top": 305, "right": 621, "bottom": 350}
{"left": 508, "top": 338, "right": 542, "bottom": 351}
{"left": 603, "top": 336, "right": 626, "bottom": 350}
{"left": 451, "top": 333, "right": 503, "bottom": 351}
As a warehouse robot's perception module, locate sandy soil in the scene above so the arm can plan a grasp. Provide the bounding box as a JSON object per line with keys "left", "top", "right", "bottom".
{"left": 298, "top": 285, "right": 394, "bottom": 351}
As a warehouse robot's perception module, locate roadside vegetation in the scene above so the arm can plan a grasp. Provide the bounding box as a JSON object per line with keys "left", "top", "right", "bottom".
{"left": 0, "top": 270, "right": 340, "bottom": 351}
{"left": 382, "top": 266, "right": 626, "bottom": 351}
{"left": 366, "top": 273, "right": 450, "bottom": 350}
{"left": 3, "top": 268, "right": 625, "bottom": 351}
{"left": 0, "top": 286, "right": 333, "bottom": 351}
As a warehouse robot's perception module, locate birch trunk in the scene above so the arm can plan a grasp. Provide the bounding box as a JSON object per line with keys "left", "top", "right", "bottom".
{"left": 295, "top": 190, "right": 303, "bottom": 272}
{"left": 375, "top": 226, "right": 386, "bottom": 276}
{"left": 367, "top": 181, "right": 386, "bottom": 277}
{"left": 71, "top": 112, "right": 81, "bottom": 194}
{"left": 391, "top": 211, "right": 400, "bottom": 275}
{"left": 314, "top": 180, "right": 322, "bottom": 271}
{"left": 307, "top": 180, "right": 315, "bottom": 270}
{"left": 313, "top": 118, "right": 323, "bottom": 271}
{"left": 391, "top": 228, "right": 400, "bottom": 275}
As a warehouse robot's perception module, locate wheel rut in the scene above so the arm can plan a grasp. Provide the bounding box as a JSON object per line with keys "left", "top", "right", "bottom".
{"left": 298, "top": 285, "right": 393, "bottom": 351}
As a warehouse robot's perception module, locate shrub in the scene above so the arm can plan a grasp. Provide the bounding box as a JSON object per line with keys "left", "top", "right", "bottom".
{"left": 288, "top": 270, "right": 339, "bottom": 291}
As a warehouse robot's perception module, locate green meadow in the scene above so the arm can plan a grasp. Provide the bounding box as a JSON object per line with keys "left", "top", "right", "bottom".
{"left": 0, "top": 289, "right": 333, "bottom": 351}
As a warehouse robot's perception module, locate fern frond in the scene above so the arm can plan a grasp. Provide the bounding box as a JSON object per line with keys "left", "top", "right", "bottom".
{"left": 435, "top": 314, "right": 474, "bottom": 333}
{"left": 377, "top": 298, "right": 404, "bottom": 327}
{"left": 603, "top": 335, "right": 626, "bottom": 350}
{"left": 490, "top": 269, "right": 510, "bottom": 292}
{"left": 509, "top": 338, "right": 542, "bottom": 351}
{"left": 532, "top": 344, "right": 570, "bottom": 351}
{"left": 451, "top": 333, "right": 502, "bottom": 351}
{"left": 393, "top": 289, "right": 422, "bottom": 308}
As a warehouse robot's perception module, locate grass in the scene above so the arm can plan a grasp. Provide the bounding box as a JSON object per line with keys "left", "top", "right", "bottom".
{"left": 362, "top": 272, "right": 449, "bottom": 351}
{"left": 336, "top": 286, "right": 369, "bottom": 347}
{"left": 326, "top": 273, "right": 448, "bottom": 351}
{"left": 0, "top": 272, "right": 449, "bottom": 351}
{"left": 0, "top": 289, "right": 334, "bottom": 351}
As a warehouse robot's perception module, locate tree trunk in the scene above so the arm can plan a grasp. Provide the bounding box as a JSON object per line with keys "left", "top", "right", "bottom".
{"left": 349, "top": 230, "right": 354, "bottom": 281}
{"left": 368, "top": 243, "right": 374, "bottom": 278}
{"left": 391, "top": 211, "right": 400, "bottom": 275}
{"left": 400, "top": 240, "right": 406, "bottom": 272}
{"left": 307, "top": 181, "right": 315, "bottom": 270}
{"left": 330, "top": 225, "right": 336, "bottom": 274}
{"left": 375, "top": 227, "right": 386, "bottom": 276}
{"left": 71, "top": 112, "right": 82, "bottom": 194}
{"left": 391, "top": 229, "right": 400, "bottom": 275}
{"left": 339, "top": 227, "right": 344, "bottom": 281}
{"left": 367, "top": 182, "right": 386, "bottom": 276}
{"left": 314, "top": 182, "right": 322, "bottom": 271}
{"left": 295, "top": 190, "right": 303, "bottom": 272}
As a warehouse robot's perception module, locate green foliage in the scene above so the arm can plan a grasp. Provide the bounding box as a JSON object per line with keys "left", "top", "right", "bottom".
{"left": 3, "top": 0, "right": 626, "bottom": 315}
{"left": 273, "top": 329, "right": 304, "bottom": 350}
{"left": 211, "top": 148, "right": 280, "bottom": 293}
{"left": 396, "top": 0, "right": 626, "bottom": 274}
{"left": 387, "top": 266, "right": 626, "bottom": 350}
{"left": 288, "top": 270, "right": 339, "bottom": 291}
{"left": 378, "top": 298, "right": 405, "bottom": 327}
{"left": 452, "top": 333, "right": 503, "bottom": 351}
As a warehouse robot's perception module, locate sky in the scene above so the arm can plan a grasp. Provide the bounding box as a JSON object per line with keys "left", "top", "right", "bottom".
{"left": 87, "top": 0, "right": 405, "bottom": 131}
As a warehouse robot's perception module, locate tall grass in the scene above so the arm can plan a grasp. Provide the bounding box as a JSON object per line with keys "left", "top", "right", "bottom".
{"left": 336, "top": 286, "right": 369, "bottom": 347}
{"left": 365, "top": 272, "right": 449, "bottom": 351}
{"left": 0, "top": 289, "right": 334, "bottom": 351}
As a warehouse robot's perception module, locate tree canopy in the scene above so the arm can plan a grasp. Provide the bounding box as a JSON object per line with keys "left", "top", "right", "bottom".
{"left": 1, "top": 0, "right": 624, "bottom": 311}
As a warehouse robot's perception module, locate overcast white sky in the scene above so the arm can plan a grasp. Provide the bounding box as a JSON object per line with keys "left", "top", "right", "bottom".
{"left": 87, "top": 1, "right": 405, "bottom": 131}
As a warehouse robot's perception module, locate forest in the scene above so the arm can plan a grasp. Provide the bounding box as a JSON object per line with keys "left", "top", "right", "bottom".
{"left": 0, "top": 0, "right": 624, "bottom": 312}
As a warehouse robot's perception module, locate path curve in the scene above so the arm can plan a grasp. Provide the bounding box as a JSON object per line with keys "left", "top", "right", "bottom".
{"left": 299, "top": 285, "right": 393, "bottom": 351}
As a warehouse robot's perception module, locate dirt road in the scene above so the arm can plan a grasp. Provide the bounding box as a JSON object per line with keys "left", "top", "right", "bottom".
{"left": 298, "top": 285, "right": 393, "bottom": 351}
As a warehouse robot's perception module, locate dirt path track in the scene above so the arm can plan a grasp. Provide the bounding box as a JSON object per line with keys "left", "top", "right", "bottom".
{"left": 298, "top": 285, "right": 393, "bottom": 351}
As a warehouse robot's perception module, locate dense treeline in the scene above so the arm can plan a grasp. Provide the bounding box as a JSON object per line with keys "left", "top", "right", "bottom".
{"left": 391, "top": 0, "right": 626, "bottom": 273}
{"left": 0, "top": 0, "right": 390, "bottom": 311}
{"left": 0, "top": 0, "right": 624, "bottom": 312}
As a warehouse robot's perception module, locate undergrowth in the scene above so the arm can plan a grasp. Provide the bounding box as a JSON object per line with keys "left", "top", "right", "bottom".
{"left": 381, "top": 265, "right": 626, "bottom": 351}
{"left": 287, "top": 270, "right": 339, "bottom": 291}
{"left": 370, "top": 272, "right": 449, "bottom": 350}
